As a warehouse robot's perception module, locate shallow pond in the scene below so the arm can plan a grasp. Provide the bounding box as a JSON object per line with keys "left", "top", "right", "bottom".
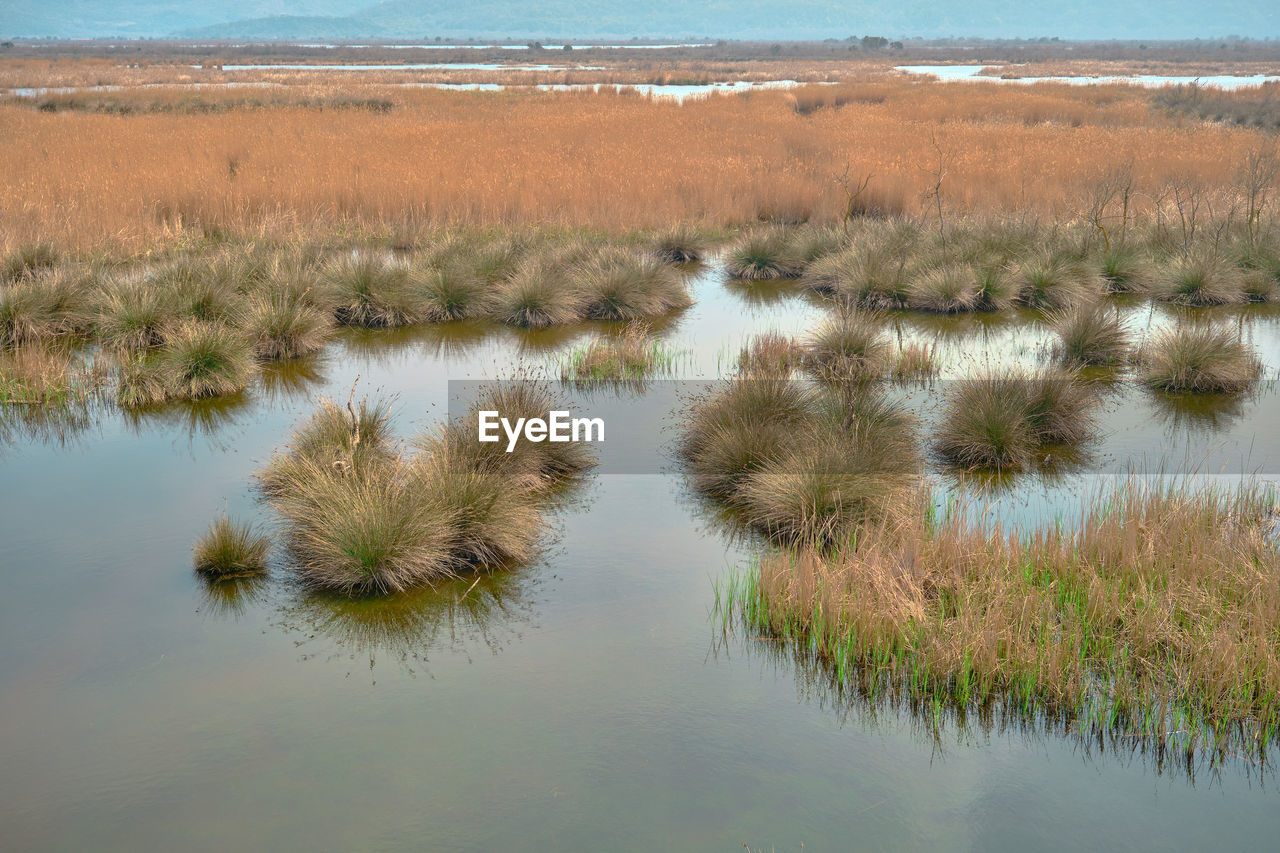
{"left": 3, "top": 263, "right": 1280, "bottom": 850}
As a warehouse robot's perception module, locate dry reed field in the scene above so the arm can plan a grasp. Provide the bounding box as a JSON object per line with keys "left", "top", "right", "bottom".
{"left": 1, "top": 74, "right": 1274, "bottom": 252}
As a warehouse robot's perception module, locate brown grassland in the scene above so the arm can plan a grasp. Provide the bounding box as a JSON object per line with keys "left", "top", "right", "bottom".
{"left": 1, "top": 71, "right": 1275, "bottom": 252}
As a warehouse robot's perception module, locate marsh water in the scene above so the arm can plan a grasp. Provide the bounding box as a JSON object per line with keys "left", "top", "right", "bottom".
{"left": 896, "top": 64, "right": 1280, "bottom": 89}
{"left": 3, "top": 264, "right": 1280, "bottom": 851}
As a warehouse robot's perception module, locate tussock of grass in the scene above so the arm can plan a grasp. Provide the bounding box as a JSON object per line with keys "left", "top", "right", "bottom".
{"left": 575, "top": 250, "right": 691, "bottom": 320}
{"left": 239, "top": 292, "right": 332, "bottom": 361}
{"left": 724, "top": 479, "right": 1280, "bottom": 760}
{"left": 493, "top": 258, "right": 583, "bottom": 328}
{"left": 272, "top": 456, "right": 460, "bottom": 596}
{"left": 725, "top": 229, "right": 804, "bottom": 280}
{"left": 935, "top": 369, "right": 1097, "bottom": 470}
{"left": 117, "top": 322, "right": 257, "bottom": 406}
{"left": 801, "top": 312, "right": 891, "bottom": 382}
{"left": 1096, "top": 246, "right": 1155, "bottom": 293}
{"left": 1049, "top": 303, "right": 1130, "bottom": 366}
{"left": 651, "top": 226, "right": 710, "bottom": 264}
{"left": 801, "top": 243, "right": 908, "bottom": 309}
{"left": 679, "top": 376, "right": 816, "bottom": 502}
{"left": 735, "top": 395, "right": 919, "bottom": 545}
{"left": 193, "top": 515, "right": 270, "bottom": 577}
{"left": 322, "top": 252, "right": 424, "bottom": 328}
{"left": 906, "top": 264, "right": 980, "bottom": 314}
{"left": 3, "top": 242, "right": 58, "bottom": 281}
{"left": 1013, "top": 254, "right": 1103, "bottom": 310}
{"left": 260, "top": 384, "right": 594, "bottom": 594}
{"left": 96, "top": 279, "right": 175, "bottom": 351}
{"left": 414, "top": 266, "right": 492, "bottom": 322}
{"left": 1139, "top": 323, "right": 1262, "bottom": 394}
{"left": 1156, "top": 254, "right": 1247, "bottom": 306}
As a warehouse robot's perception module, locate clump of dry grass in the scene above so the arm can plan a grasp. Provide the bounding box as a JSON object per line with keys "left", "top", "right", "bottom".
{"left": 800, "top": 312, "right": 891, "bottom": 382}
{"left": 735, "top": 395, "right": 920, "bottom": 545}
{"left": 679, "top": 376, "right": 816, "bottom": 503}
{"left": 722, "top": 478, "right": 1280, "bottom": 759}
{"left": 1096, "top": 246, "right": 1156, "bottom": 293}
{"left": 492, "top": 257, "right": 583, "bottom": 328}
{"left": 906, "top": 264, "right": 980, "bottom": 313}
{"left": 238, "top": 291, "right": 332, "bottom": 360}
{"left": 413, "top": 265, "right": 492, "bottom": 322}
{"left": 651, "top": 225, "right": 711, "bottom": 264}
{"left": 1048, "top": 303, "right": 1130, "bottom": 366}
{"left": 95, "top": 279, "right": 176, "bottom": 351}
{"left": 321, "top": 252, "right": 425, "bottom": 328}
{"left": 193, "top": 515, "right": 270, "bottom": 577}
{"left": 116, "top": 322, "right": 257, "bottom": 406}
{"left": 934, "top": 369, "right": 1097, "bottom": 470}
{"left": 801, "top": 236, "right": 911, "bottom": 309}
{"left": 1138, "top": 323, "right": 1262, "bottom": 394}
{"left": 1156, "top": 254, "right": 1247, "bottom": 306}
{"left": 575, "top": 250, "right": 691, "bottom": 320}
{"left": 725, "top": 229, "right": 804, "bottom": 280}
{"left": 1013, "top": 253, "right": 1103, "bottom": 310}
{"left": 259, "top": 383, "right": 594, "bottom": 594}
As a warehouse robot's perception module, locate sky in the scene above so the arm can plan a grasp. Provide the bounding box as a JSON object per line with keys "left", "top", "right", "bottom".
{"left": 1, "top": 0, "right": 1276, "bottom": 41}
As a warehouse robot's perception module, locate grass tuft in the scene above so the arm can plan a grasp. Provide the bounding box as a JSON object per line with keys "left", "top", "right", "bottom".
{"left": 193, "top": 515, "right": 270, "bottom": 577}
{"left": 1139, "top": 323, "right": 1262, "bottom": 393}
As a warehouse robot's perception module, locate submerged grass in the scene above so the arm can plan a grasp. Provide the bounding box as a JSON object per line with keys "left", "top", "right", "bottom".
{"left": 559, "top": 323, "right": 681, "bottom": 383}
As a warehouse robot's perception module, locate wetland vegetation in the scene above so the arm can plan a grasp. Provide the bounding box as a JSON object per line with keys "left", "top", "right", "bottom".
{"left": 4, "top": 37, "right": 1280, "bottom": 850}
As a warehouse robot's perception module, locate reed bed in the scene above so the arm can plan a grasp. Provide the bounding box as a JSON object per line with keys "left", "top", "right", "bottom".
{"left": 718, "top": 478, "right": 1280, "bottom": 762}
{"left": 2, "top": 78, "right": 1268, "bottom": 251}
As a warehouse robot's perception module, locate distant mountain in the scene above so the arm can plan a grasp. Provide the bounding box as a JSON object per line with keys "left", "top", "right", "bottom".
{"left": 2, "top": 0, "right": 1276, "bottom": 41}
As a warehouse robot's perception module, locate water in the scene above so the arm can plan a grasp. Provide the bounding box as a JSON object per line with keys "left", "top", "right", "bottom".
{"left": 3, "top": 264, "right": 1280, "bottom": 851}
{"left": 4, "top": 80, "right": 808, "bottom": 103}
{"left": 897, "top": 64, "right": 1280, "bottom": 89}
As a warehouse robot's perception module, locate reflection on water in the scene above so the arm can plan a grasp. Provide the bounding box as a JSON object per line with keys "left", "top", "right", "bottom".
{"left": 121, "top": 391, "right": 255, "bottom": 447}
{"left": 270, "top": 571, "right": 539, "bottom": 679}
{"left": 256, "top": 354, "right": 330, "bottom": 404}
{"left": 714, "top": 620, "right": 1270, "bottom": 786}
{"left": 196, "top": 571, "right": 270, "bottom": 621}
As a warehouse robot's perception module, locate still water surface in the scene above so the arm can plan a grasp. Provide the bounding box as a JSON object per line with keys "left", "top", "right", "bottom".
{"left": 2, "top": 265, "right": 1279, "bottom": 850}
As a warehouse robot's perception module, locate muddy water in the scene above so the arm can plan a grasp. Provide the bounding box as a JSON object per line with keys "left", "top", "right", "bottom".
{"left": 2, "top": 264, "right": 1279, "bottom": 851}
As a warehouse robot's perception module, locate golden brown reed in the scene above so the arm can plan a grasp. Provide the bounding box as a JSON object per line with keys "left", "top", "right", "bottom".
{"left": 0, "top": 78, "right": 1270, "bottom": 251}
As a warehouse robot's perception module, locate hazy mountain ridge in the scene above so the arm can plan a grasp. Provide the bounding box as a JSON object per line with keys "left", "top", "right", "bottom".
{"left": 3, "top": 0, "right": 1276, "bottom": 40}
